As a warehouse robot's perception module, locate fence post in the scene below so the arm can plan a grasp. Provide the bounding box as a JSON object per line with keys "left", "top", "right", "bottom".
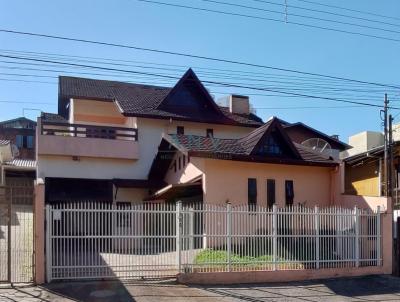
{"left": 176, "top": 201, "right": 182, "bottom": 273}
{"left": 45, "top": 204, "right": 52, "bottom": 282}
{"left": 354, "top": 206, "right": 360, "bottom": 267}
{"left": 376, "top": 206, "right": 381, "bottom": 266}
{"left": 315, "top": 206, "right": 320, "bottom": 269}
{"left": 189, "top": 207, "right": 194, "bottom": 252}
{"left": 7, "top": 187, "right": 12, "bottom": 282}
{"left": 226, "top": 203, "right": 232, "bottom": 272}
{"left": 273, "top": 205, "right": 277, "bottom": 271}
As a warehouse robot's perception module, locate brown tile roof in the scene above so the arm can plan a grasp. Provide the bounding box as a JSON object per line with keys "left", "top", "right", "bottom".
{"left": 41, "top": 112, "right": 68, "bottom": 123}
{"left": 58, "top": 71, "right": 263, "bottom": 127}
{"left": 167, "top": 118, "right": 337, "bottom": 166}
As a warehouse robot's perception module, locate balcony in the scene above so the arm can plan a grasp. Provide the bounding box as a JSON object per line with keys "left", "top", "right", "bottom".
{"left": 37, "top": 119, "right": 139, "bottom": 160}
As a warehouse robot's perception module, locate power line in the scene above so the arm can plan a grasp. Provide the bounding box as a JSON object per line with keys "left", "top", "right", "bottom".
{"left": 3, "top": 48, "right": 395, "bottom": 90}
{"left": 294, "top": 0, "right": 400, "bottom": 22}
{"left": 0, "top": 68, "right": 392, "bottom": 104}
{"left": 134, "top": 0, "right": 400, "bottom": 44}
{"left": 250, "top": 0, "right": 400, "bottom": 28}
{"left": 0, "top": 63, "right": 393, "bottom": 99}
{"left": 0, "top": 54, "right": 396, "bottom": 109}
{"left": 198, "top": 0, "right": 400, "bottom": 35}
{"left": 0, "top": 29, "right": 399, "bottom": 90}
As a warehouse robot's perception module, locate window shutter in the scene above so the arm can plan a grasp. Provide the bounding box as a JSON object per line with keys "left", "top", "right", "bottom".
{"left": 267, "top": 179, "right": 276, "bottom": 207}
{"left": 248, "top": 178, "right": 257, "bottom": 209}
{"left": 285, "top": 180, "right": 294, "bottom": 206}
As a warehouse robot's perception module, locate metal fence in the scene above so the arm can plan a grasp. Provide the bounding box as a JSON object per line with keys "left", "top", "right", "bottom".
{"left": 180, "top": 204, "right": 381, "bottom": 273}
{"left": 46, "top": 201, "right": 382, "bottom": 282}
{"left": 0, "top": 179, "right": 34, "bottom": 283}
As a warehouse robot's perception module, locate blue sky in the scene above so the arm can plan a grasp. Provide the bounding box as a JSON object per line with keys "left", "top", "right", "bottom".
{"left": 1, "top": 0, "right": 400, "bottom": 142}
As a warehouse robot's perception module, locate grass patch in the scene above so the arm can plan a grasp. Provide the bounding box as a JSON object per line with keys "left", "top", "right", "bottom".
{"left": 192, "top": 249, "right": 305, "bottom": 272}
{"left": 195, "top": 249, "right": 277, "bottom": 265}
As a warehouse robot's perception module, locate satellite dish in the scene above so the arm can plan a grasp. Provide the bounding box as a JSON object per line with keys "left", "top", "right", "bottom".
{"left": 301, "top": 138, "right": 332, "bottom": 156}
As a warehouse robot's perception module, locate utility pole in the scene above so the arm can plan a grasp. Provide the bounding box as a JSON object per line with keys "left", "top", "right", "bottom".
{"left": 389, "top": 114, "right": 394, "bottom": 197}
{"left": 384, "top": 94, "right": 389, "bottom": 196}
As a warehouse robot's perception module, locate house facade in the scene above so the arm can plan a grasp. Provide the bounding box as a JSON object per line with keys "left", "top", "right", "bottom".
{"left": 36, "top": 69, "right": 349, "bottom": 206}
{"left": 0, "top": 117, "right": 36, "bottom": 159}
{"left": 0, "top": 117, "right": 36, "bottom": 186}
{"left": 341, "top": 128, "right": 400, "bottom": 207}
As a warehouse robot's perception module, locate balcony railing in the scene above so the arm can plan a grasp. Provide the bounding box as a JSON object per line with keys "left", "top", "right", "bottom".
{"left": 38, "top": 120, "right": 139, "bottom": 159}
{"left": 41, "top": 121, "right": 138, "bottom": 141}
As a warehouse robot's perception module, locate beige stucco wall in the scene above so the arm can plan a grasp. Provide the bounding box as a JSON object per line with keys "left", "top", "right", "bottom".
{"left": 164, "top": 153, "right": 204, "bottom": 184}
{"left": 37, "top": 102, "right": 256, "bottom": 180}
{"left": 71, "top": 99, "right": 128, "bottom": 126}
{"left": 186, "top": 158, "right": 334, "bottom": 207}
{"left": 342, "top": 131, "right": 383, "bottom": 158}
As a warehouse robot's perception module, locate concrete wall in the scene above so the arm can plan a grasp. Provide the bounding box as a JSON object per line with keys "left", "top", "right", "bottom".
{"left": 338, "top": 195, "right": 390, "bottom": 212}
{"left": 343, "top": 131, "right": 383, "bottom": 158}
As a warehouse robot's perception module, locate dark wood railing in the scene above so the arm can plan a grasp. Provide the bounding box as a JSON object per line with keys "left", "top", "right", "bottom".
{"left": 41, "top": 121, "right": 138, "bottom": 141}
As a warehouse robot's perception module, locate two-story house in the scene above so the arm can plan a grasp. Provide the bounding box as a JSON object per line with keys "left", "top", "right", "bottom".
{"left": 36, "top": 69, "right": 349, "bottom": 206}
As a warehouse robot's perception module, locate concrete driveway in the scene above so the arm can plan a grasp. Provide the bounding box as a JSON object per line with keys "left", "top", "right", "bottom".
{"left": 1, "top": 275, "right": 400, "bottom": 301}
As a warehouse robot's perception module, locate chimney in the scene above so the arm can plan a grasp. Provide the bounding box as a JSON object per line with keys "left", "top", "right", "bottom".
{"left": 228, "top": 95, "right": 250, "bottom": 114}
{"left": 331, "top": 134, "right": 339, "bottom": 140}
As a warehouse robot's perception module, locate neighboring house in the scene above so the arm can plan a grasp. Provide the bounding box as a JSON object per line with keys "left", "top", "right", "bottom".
{"left": 36, "top": 69, "right": 349, "bottom": 205}
{"left": 0, "top": 117, "right": 36, "bottom": 159}
{"left": 0, "top": 118, "right": 36, "bottom": 186}
{"left": 341, "top": 129, "right": 400, "bottom": 205}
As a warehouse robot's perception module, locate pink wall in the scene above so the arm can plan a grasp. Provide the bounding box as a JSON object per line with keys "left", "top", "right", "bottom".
{"left": 37, "top": 134, "right": 139, "bottom": 160}
{"left": 200, "top": 158, "right": 334, "bottom": 207}
{"left": 178, "top": 266, "right": 390, "bottom": 285}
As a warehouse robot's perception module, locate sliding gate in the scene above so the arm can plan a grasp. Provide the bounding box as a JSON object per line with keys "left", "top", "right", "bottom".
{"left": 46, "top": 201, "right": 184, "bottom": 281}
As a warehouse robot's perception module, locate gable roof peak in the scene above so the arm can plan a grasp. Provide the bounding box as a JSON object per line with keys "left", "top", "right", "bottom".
{"left": 238, "top": 118, "right": 301, "bottom": 158}
{"left": 157, "top": 68, "right": 224, "bottom": 116}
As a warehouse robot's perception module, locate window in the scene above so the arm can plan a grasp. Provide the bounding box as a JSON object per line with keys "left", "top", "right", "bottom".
{"left": 173, "top": 160, "right": 177, "bottom": 173}
{"left": 178, "top": 156, "right": 182, "bottom": 170}
{"left": 206, "top": 128, "right": 214, "bottom": 138}
{"left": 27, "top": 136, "right": 34, "bottom": 149}
{"left": 285, "top": 180, "right": 294, "bottom": 206}
{"left": 182, "top": 155, "right": 186, "bottom": 166}
{"left": 267, "top": 179, "right": 275, "bottom": 208}
{"left": 248, "top": 178, "right": 257, "bottom": 209}
{"left": 177, "top": 126, "right": 184, "bottom": 135}
{"left": 264, "top": 136, "right": 282, "bottom": 155}
{"left": 16, "top": 135, "right": 23, "bottom": 148}
{"left": 15, "top": 135, "right": 34, "bottom": 149}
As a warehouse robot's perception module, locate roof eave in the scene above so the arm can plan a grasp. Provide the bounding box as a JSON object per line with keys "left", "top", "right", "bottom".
{"left": 188, "top": 151, "right": 338, "bottom": 167}
{"left": 122, "top": 112, "right": 262, "bottom": 128}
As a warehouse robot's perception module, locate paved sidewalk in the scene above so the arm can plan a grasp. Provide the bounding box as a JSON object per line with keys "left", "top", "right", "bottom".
{"left": 1, "top": 275, "right": 400, "bottom": 301}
